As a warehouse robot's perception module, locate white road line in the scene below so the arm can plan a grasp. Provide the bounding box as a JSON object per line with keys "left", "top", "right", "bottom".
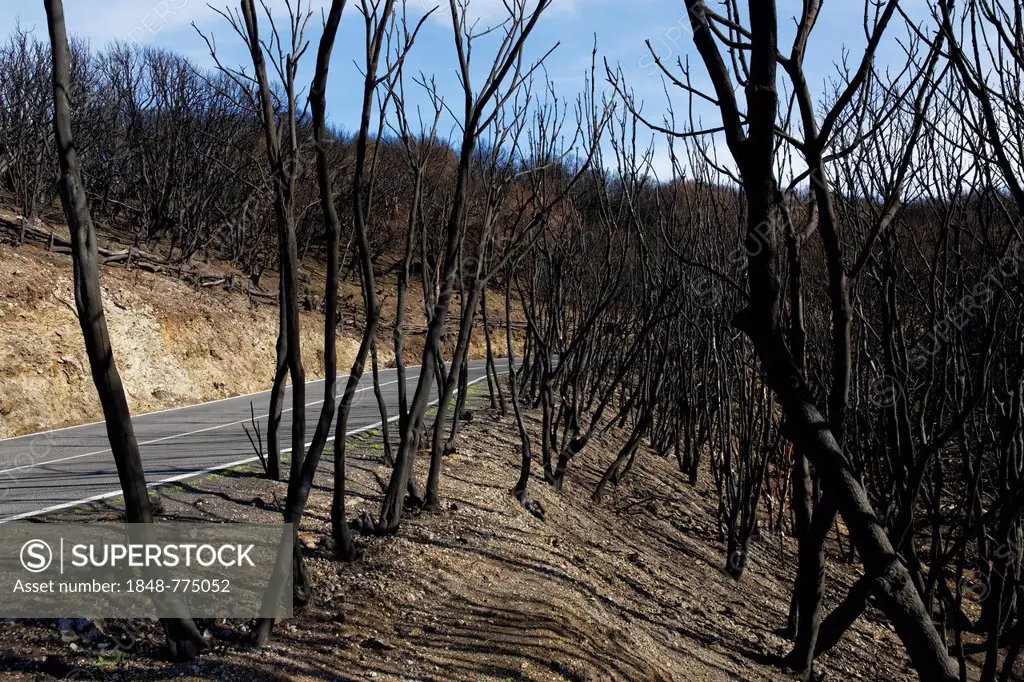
{"left": 0, "top": 380, "right": 399, "bottom": 475}
{"left": 0, "top": 374, "right": 490, "bottom": 523}
{"left": 0, "top": 360, "right": 458, "bottom": 444}
{"left": 0, "top": 377, "right": 326, "bottom": 444}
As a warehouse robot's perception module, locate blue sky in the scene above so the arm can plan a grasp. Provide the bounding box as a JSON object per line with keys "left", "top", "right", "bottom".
{"left": 2, "top": 1, "right": 930, "bottom": 176}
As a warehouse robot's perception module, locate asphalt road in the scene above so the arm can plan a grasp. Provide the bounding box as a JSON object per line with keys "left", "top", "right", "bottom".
{"left": 0, "top": 360, "right": 493, "bottom": 522}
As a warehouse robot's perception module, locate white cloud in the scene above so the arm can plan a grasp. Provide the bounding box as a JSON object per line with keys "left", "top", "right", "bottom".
{"left": 406, "top": 0, "right": 580, "bottom": 29}
{"left": 3, "top": 0, "right": 345, "bottom": 48}
{"left": 2, "top": 0, "right": 210, "bottom": 46}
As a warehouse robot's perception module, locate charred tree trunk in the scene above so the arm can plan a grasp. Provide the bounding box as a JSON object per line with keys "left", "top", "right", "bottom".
{"left": 266, "top": 285, "right": 288, "bottom": 481}
{"left": 482, "top": 286, "right": 506, "bottom": 414}
{"left": 330, "top": 0, "right": 395, "bottom": 556}
{"left": 43, "top": 0, "right": 207, "bottom": 660}
{"left": 684, "top": 1, "right": 958, "bottom": 679}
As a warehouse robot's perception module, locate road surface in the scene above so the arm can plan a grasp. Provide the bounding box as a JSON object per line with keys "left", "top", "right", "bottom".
{"left": 0, "top": 360, "right": 493, "bottom": 522}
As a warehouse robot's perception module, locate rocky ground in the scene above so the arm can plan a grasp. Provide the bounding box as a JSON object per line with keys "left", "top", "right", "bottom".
{"left": 0, "top": 386, "right": 997, "bottom": 681}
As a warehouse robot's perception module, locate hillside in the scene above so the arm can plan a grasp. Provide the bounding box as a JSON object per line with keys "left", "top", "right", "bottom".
{"left": 4, "top": 0, "right": 1024, "bottom": 675}
{"left": 0, "top": 214, "right": 516, "bottom": 439}
{"left": 0, "top": 387, "right": 952, "bottom": 681}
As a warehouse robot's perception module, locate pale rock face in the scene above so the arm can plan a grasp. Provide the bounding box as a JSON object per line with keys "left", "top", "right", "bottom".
{"left": 0, "top": 241, "right": 516, "bottom": 439}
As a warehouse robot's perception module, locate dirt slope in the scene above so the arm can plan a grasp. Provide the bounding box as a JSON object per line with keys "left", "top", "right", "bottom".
{"left": 0, "top": 242, "right": 359, "bottom": 439}
{"left": 1, "top": 390, "right": 996, "bottom": 681}
{"left": 0, "top": 240, "right": 514, "bottom": 439}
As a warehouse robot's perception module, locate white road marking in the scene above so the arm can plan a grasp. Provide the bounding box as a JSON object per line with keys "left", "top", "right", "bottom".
{"left": 0, "top": 380, "right": 399, "bottom": 475}
{"left": 0, "top": 361, "right": 444, "bottom": 444}
{"left": 0, "top": 378, "right": 324, "bottom": 443}
{"left": 0, "top": 374, "right": 491, "bottom": 523}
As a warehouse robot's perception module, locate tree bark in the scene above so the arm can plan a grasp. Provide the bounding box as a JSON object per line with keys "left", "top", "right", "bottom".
{"left": 43, "top": 0, "right": 207, "bottom": 660}
{"left": 683, "top": 1, "right": 958, "bottom": 679}
{"left": 266, "top": 285, "right": 288, "bottom": 481}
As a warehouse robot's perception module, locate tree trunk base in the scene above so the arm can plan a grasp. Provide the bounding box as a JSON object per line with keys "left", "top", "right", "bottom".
{"left": 161, "top": 618, "right": 209, "bottom": 661}
{"left": 421, "top": 493, "right": 442, "bottom": 512}
{"left": 513, "top": 488, "right": 545, "bottom": 521}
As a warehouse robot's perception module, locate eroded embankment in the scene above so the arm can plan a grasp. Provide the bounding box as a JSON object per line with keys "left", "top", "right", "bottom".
{"left": 0, "top": 240, "right": 513, "bottom": 439}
